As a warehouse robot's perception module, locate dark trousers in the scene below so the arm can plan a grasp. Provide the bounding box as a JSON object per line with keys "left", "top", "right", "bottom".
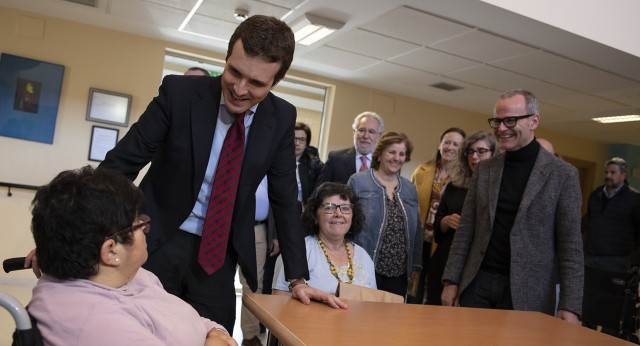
{"left": 459, "top": 268, "right": 513, "bottom": 310}
{"left": 143, "top": 230, "right": 237, "bottom": 333}
{"left": 262, "top": 249, "right": 278, "bottom": 295}
{"left": 376, "top": 272, "right": 408, "bottom": 298}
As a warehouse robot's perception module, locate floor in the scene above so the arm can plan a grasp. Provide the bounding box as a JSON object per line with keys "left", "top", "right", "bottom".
{"left": 0, "top": 269, "right": 267, "bottom": 346}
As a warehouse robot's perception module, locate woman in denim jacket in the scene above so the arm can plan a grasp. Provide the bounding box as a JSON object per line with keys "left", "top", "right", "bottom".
{"left": 348, "top": 132, "right": 423, "bottom": 297}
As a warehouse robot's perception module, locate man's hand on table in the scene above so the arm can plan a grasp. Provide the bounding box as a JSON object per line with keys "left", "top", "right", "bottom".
{"left": 291, "top": 283, "right": 348, "bottom": 309}
{"left": 557, "top": 310, "right": 580, "bottom": 325}
{"left": 441, "top": 283, "right": 460, "bottom": 306}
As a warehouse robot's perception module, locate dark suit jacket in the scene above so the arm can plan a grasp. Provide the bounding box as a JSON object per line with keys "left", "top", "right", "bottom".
{"left": 443, "top": 148, "right": 584, "bottom": 315}
{"left": 100, "top": 75, "right": 308, "bottom": 291}
{"left": 317, "top": 147, "right": 356, "bottom": 185}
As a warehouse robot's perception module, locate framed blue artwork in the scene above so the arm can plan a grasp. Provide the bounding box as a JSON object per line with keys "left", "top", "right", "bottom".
{"left": 0, "top": 53, "right": 65, "bottom": 144}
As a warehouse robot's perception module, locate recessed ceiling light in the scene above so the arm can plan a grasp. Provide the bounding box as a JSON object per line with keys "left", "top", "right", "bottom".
{"left": 289, "top": 14, "right": 344, "bottom": 46}
{"left": 592, "top": 115, "right": 640, "bottom": 123}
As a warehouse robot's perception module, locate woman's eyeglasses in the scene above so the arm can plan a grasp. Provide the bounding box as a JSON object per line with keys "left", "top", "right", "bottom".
{"left": 320, "top": 203, "right": 354, "bottom": 215}
{"left": 106, "top": 214, "right": 151, "bottom": 240}
{"left": 464, "top": 148, "right": 492, "bottom": 157}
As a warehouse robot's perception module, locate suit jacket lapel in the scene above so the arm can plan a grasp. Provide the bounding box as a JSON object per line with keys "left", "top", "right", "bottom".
{"left": 516, "top": 149, "right": 551, "bottom": 221}
{"left": 487, "top": 154, "right": 504, "bottom": 226}
{"left": 347, "top": 147, "right": 357, "bottom": 175}
{"left": 191, "top": 77, "right": 221, "bottom": 198}
{"left": 245, "top": 93, "right": 276, "bottom": 158}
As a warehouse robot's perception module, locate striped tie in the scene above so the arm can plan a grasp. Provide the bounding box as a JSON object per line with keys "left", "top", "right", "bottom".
{"left": 198, "top": 113, "right": 245, "bottom": 275}
{"left": 359, "top": 155, "right": 368, "bottom": 172}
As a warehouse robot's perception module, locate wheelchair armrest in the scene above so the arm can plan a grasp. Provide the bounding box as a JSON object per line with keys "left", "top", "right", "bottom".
{"left": 0, "top": 291, "right": 32, "bottom": 330}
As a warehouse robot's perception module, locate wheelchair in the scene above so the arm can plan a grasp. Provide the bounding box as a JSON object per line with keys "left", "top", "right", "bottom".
{"left": 582, "top": 265, "right": 640, "bottom": 344}
{"left": 1, "top": 257, "right": 43, "bottom": 346}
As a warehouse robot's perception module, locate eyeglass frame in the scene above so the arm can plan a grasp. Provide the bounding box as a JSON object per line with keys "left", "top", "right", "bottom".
{"left": 106, "top": 214, "right": 151, "bottom": 240}
{"left": 487, "top": 114, "right": 535, "bottom": 129}
{"left": 464, "top": 148, "right": 492, "bottom": 157}
{"left": 355, "top": 128, "right": 379, "bottom": 136}
{"left": 294, "top": 136, "right": 307, "bottom": 144}
{"left": 319, "top": 203, "right": 354, "bottom": 215}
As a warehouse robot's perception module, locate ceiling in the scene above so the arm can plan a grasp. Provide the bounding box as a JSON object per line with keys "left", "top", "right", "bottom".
{"left": 3, "top": 0, "right": 640, "bottom": 146}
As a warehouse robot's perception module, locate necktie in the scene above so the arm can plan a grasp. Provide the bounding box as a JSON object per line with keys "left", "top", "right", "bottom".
{"left": 359, "top": 155, "right": 368, "bottom": 172}
{"left": 198, "top": 113, "right": 245, "bottom": 275}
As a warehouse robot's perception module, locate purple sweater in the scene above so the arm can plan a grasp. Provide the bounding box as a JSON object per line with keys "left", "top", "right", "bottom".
{"left": 29, "top": 268, "right": 227, "bottom": 346}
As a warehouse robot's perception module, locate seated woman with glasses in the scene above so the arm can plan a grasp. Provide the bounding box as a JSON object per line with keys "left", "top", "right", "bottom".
{"left": 272, "top": 182, "right": 376, "bottom": 298}
{"left": 27, "top": 166, "right": 236, "bottom": 346}
{"left": 348, "top": 132, "right": 423, "bottom": 298}
{"left": 426, "top": 131, "right": 499, "bottom": 305}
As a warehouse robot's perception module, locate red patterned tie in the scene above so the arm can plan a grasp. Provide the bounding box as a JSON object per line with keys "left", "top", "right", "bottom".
{"left": 198, "top": 113, "right": 245, "bottom": 275}
{"left": 359, "top": 155, "right": 368, "bottom": 172}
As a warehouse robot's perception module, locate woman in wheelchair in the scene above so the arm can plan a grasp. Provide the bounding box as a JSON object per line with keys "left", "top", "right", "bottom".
{"left": 272, "top": 182, "right": 376, "bottom": 298}
{"left": 27, "top": 166, "right": 236, "bottom": 346}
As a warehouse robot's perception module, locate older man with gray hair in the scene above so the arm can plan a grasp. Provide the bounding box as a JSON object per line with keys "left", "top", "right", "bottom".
{"left": 317, "top": 111, "right": 384, "bottom": 185}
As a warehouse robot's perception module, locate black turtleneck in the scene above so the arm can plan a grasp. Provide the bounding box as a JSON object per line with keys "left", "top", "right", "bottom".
{"left": 482, "top": 138, "right": 540, "bottom": 274}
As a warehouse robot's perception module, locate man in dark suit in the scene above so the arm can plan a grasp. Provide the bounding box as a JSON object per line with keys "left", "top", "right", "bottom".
{"left": 583, "top": 157, "right": 640, "bottom": 273}
{"left": 581, "top": 157, "right": 640, "bottom": 334}
{"left": 441, "top": 89, "right": 583, "bottom": 324}
{"left": 100, "top": 15, "right": 344, "bottom": 333}
{"left": 317, "top": 111, "right": 384, "bottom": 185}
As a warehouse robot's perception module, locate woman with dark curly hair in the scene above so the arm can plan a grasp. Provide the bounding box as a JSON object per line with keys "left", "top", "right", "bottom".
{"left": 273, "top": 182, "right": 376, "bottom": 296}
{"left": 27, "top": 166, "right": 235, "bottom": 346}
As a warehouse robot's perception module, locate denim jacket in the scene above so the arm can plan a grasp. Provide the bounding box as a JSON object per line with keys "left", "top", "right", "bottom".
{"left": 348, "top": 170, "right": 423, "bottom": 275}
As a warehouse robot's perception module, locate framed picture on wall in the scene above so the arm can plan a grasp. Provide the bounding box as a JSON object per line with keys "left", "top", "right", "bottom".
{"left": 88, "top": 125, "right": 119, "bottom": 162}
{"left": 86, "top": 88, "right": 131, "bottom": 127}
{"left": 0, "top": 53, "right": 65, "bottom": 144}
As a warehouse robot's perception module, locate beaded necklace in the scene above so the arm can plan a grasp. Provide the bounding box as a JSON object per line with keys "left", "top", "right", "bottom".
{"left": 318, "top": 237, "right": 354, "bottom": 284}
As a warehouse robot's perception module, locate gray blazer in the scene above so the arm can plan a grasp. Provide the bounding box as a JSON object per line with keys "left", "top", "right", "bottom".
{"left": 443, "top": 147, "right": 584, "bottom": 315}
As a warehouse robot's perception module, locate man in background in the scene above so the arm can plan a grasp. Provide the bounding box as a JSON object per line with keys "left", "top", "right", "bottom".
{"left": 317, "top": 111, "right": 383, "bottom": 185}
{"left": 581, "top": 157, "right": 640, "bottom": 335}
{"left": 442, "top": 89, "right": 583, "bottom": 324}
{"left": 294, "top": 122, "right": 324, "bottom": 205}
{"left": 537, "top": 138, "right": 555, "bottom": 155}
{"left": 184, "top": 67, "right": 211, "bottom": 76}
{"left": 583, "top": 157, "right": 640, "bottom": 273}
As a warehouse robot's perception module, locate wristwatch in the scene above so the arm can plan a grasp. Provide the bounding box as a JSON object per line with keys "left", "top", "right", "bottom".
{"left": 288, "top": 278, "right": 307, "bottom": 292}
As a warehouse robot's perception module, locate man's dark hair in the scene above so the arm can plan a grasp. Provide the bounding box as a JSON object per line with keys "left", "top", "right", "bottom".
{"left": 301, "top": 182, "right": 364, "bottom": 241}
{"left": 31, "top": 166, "right": 144, "bottom": 280}
{"left": 295, "top": 122, "right": 312, "bottom": 147}
{"left": 371, "top": 132, "right": 414, "bottom": 170}
{"left": 185, "top": 67, "right": 211, "bottom": 76}
{"left": 226, "top": 15, "right": 295, "bottom": 85}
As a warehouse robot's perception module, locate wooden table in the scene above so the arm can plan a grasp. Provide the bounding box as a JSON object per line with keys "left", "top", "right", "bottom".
{"left": 242, "top": 293, "right": 634, "bottom": 345}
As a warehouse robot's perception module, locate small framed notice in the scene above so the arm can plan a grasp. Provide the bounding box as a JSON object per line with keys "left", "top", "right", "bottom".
{"left": 88, "top": 125, "right": 119, "bottom": 162}
{"left": 86, "top": 88, "right": 132, "bottom": 127}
